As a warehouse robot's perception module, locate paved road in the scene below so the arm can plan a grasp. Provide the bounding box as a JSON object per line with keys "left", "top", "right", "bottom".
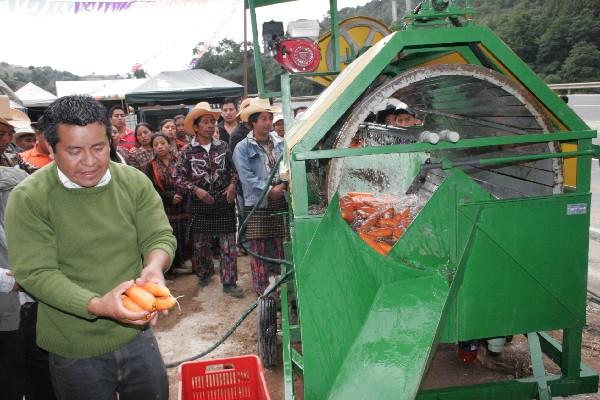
{"left": 566, "top": 94, "right": 600, "bottom": 143}
{"left": 589, "top": 165, "right": 600, "bottom": 294}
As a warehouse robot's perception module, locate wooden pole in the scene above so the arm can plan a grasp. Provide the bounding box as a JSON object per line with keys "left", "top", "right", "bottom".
{"left": 243, "top": 0, "right": 249, "bottom": 98}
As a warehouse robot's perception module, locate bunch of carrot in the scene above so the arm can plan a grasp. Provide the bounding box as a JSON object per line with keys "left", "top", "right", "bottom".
{"left": 339, "top": 191, "right": 413, "bottom": 256}
{"left": 122, "top": 282, "right": 179, "bottom": 312}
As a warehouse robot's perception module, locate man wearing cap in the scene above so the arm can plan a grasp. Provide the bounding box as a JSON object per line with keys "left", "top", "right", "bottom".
{"left": 376, "top": 105, "right": 397, "bottom": 126}
{"left": 13, "top": 127, "right": 36, "bottom": 152}
{"left": 0, "top": 95, "right": 31, "bottom": 167}
{"left": 18, "top": 120, "right": 52, "bottom": 170}
{"left": 5, "top": 95, "right": 176, "bottom": 399}
{"left": 233, "top": 98, "right": 288, "bottom": 295}
{"left": 176, "top": 102, "right": 243, "bottom": 297}
{"left": 272, "top": 114, "right": 285, "bottom": 138}
{"left": 394, "top": 106, "right": 418, "bottom": 128}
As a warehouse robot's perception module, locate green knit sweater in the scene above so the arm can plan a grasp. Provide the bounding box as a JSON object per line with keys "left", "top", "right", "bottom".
{"left": 5, "top": 162, "right": 176, "bottom": 358}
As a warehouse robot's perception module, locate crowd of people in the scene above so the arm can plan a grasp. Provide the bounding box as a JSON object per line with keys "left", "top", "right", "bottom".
{"left": 96, "top": 98, "right": 289, "bottom": 298}
{"left": 0, "top": 93, "right": 289, "bottom": 399}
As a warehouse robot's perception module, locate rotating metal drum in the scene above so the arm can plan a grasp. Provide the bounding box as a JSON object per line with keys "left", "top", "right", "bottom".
{"left": 324, "top": 64, "right": 563, "bottom": 201}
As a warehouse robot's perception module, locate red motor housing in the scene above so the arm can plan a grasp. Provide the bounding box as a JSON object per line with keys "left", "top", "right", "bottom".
{"left": 275, "top": 38, "right": 321, "bottom": 73}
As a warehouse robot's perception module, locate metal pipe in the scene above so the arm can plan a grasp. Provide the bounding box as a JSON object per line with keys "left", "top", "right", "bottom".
{"left": 243, "top": 1, "right": 248, "bottom": 98}
{"left": 293, "top": 130, "right": 597, "bottom": 161}
{"left": 438, "top": 129, "right": 460, "bottom": 143}
{"left": 247, "top": 0, "right": 266, "bottom": 96}
{"left": 330, "top": 0, "right": 340, "bottom": 71}
{"left": 424, "top": 149, "right": 596, "bottom": 171}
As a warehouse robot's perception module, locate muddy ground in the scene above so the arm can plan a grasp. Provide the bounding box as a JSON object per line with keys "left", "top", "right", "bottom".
{"left": 154, "top": 255, "right": 600, "bottom": 399}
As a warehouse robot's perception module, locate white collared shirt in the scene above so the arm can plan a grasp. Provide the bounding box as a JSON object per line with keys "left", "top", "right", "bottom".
{"left": 57, "top": 167, "right": 112, "bottom": 189}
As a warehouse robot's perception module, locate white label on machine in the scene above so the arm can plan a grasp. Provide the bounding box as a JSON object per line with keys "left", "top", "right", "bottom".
{"left": 567, "top": 203, "right": 588, "bottom": 215}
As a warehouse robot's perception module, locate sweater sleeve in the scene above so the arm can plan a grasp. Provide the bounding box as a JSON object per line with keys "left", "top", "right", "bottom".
{"left": 6, "top": 188, "right": 99, "bottom": 320}
{"left": 134, "top": 172, "right": 177, "bottom": 265}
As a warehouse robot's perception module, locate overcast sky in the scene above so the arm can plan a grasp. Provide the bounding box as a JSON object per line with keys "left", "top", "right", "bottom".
{"left": 2, "top": 0, "right": 370, "bottom": 77}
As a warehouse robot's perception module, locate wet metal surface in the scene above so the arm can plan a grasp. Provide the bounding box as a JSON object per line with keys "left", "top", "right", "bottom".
{"left": 326, "top": 64, "right": 562, "bottom": 202}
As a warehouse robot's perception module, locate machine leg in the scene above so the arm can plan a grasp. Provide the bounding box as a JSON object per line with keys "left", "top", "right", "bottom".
{"left": 561, "top": 327, "right": 583, "bottom": 380}
{"left": 528, "top": 332, "right": 552, "bottom": 400}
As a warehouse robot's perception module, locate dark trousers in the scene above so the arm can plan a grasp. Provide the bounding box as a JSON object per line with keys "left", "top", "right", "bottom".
{"left": 0, "top": 302, "right": 56, "bottom": 400}
{"left": 49, "top": 329, "right": 168, "bottom": 400}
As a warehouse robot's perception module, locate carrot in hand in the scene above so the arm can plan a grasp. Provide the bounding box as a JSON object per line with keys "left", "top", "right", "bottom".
{"left": 122, "top": 295, "right": 144, "bottom": 312}
{"left": 125, "top": 286, "right": 156, "bottom": 312}
{"left": 155, "top": 296, "right": 177, "bottom": 311}
{"left": 143, "top": 282, "right": 171, "bottom": 297}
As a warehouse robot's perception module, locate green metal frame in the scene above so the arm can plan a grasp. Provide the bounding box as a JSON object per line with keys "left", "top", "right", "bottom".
{"left": 246, "top": 1, "right": 599, "bottom": 399}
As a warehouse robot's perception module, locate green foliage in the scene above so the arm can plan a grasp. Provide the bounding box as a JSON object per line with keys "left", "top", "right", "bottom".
{"left": 560, "top": 42, "right": 600, "bottom": 82}
{"left": 133, "top": 69, "right": 148, "bottom": 79}
{"left": 476, "top": 0, "right": 600, "bottom": 82}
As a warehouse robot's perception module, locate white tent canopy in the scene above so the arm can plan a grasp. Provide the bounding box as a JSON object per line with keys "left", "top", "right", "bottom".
{"left": 15, "top": 82, "right": 57, "bottom": 107}
{"left": 56, "top": 78, "right": 147, "bottom": 101}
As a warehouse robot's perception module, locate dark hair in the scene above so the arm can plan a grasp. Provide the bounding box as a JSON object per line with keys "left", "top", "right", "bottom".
{"left": 394, "top": 107, "right": 416, "bottom": 117}
{"left": 376, "top": 106, "right": 395, "bottom": 124}
{"left": 33, "top": 115, "right": 45, "bottom": 133}
{"left": 173, "top": 114, "right": 186, "bottom": 123}
{"left": 150, "top": 133, "right": 171, "bottom": 149}
{"left": 108, "top": 105, "right": 126, "bottom": 118}
{"left": 221, "top": 98, "right": 238, "bottom": 110}
{"left": 43, "top": 95, "right": 111, "bottom": 152}
{"left": 109, "top": 147, "right": 121, "bottom": 163}
{"left": 134, "top": 122, "right": 153, "bottom": 146}
{"left": 248, "top": 112, "right": 261, "bottom": 126}
{"left": 159, "top": 119, "right": 175, "bottom": 131}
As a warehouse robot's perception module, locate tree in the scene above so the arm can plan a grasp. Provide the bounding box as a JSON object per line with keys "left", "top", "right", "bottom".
{"left": 489, "top": 5, "right": 541, "bottom": 65}
{"left": 560, "top": 42, "right": 600, "bottom": 82}
{"left": 130, "top": 63, "right": 148, "bottom": 79}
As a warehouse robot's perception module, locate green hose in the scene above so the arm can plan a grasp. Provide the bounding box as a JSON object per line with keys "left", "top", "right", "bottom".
{"left": 164, "top": 153, "right": 294, "bottom": 368}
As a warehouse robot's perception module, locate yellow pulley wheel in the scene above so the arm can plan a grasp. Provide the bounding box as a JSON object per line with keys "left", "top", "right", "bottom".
{"left": 311, "top": 16, "right": 391, "bottom": 87}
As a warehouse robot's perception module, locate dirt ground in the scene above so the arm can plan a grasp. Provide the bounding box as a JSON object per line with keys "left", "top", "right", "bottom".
{"left": 154, "top": 255, "right": 600, "bottom": 400}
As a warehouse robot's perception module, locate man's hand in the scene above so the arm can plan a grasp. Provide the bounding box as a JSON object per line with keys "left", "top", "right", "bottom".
{"left": 194, "top": 187, "right": 215, "bottom": 204}
{"left": 138, "top": 262, "right": 166, "bottom": 288}
{"left": 223, "top": 183, "right": 236, "bottom": 204}
{"left": 172, "top": 194, "right": 183, "bottom": 205}
{"left": 87, "top": 280, "right": 153, "bottom": 325}
{"left": 137, "top": 250, "right": 171, "bottom": 325}
{"left": 267, "top": 183, "right": 286, "bottom": 200}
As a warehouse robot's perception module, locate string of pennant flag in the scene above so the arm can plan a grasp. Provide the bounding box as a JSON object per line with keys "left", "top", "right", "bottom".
{"left": 2, "top": 0, "right": 213, "bottom": 14}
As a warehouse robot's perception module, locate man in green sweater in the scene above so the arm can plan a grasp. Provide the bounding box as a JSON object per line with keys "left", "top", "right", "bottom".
{"left": 5, "top": 95, "right": 176, "bottom": 399}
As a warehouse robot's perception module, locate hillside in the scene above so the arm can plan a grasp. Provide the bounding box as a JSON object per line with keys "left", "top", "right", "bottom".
{"left": 0, "top": 62, "right": 79, "bottom": 95}
{"left": 0, "top": 62, "right": 125, "bottom": 95}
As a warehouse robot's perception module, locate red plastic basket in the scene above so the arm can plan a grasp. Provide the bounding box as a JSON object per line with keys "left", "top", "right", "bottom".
{"left": 178, "top": 355, "right": 271, "bottom": 400}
